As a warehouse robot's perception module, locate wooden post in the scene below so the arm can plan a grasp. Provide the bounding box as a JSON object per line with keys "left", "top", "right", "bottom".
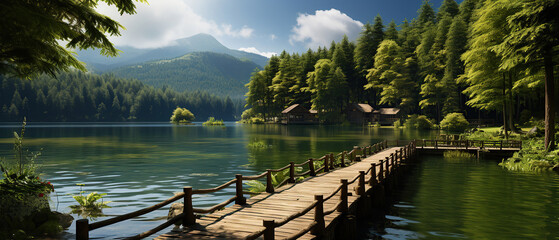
{"left": 330, "top": 153, "right": 335, "bottom": 169}
{"left": 263, "top": 220, "right": 275, "bottom": 240}
{"left": 392, "top": 153, "right": 396, "bottom": 171}
{"left": 362, "top": 147, "right": 367, "bottom": 158}
{"left": 500, "top": 140, "right": 503, "bottom": 150}
{"left": 385, "top": 156, "right": 390, "bottom": 175}
{"left": 481, "top": 141, "right": 484, "bottom": 148}
{"left": 435, "top": 140, "right": 438, "bottom": 149}
{"left": 308, "top": 159, "right": 316, "bottom": 176}
{"left": 311, "top": 195, "right": 325, "bottom": 235}
{"left": 235, "top": 174, "right": 246, "bottom": 205}
{"left": 358, "top": 171, "right": 366, "bottom": 195}
{"left": 323, "top": 157, "right": 329, "bottom": 172}
{"left": 355, "top": 155, "right": 361, "bottom": 162}
{"left": 266, "top": 170, "right": 274, "bottom": 193}
{"left": 289, "top": 162, "right": 295, "bottom": 182}
{"left": 370, "top": 163, "right": 377, "bottom": 186}
{"left": 338, "top": 179, "right": 348, "bottom": 213}
{"left": 76, "top": 219, "right": 89, "bottom": 240}
{"left": 378, "top": 160, "right": 384, "bottom": 182}
{"left": 399, "top": 148, "right": 403, "bottom": 163}
{"left": 183, "top": 187, "right": 196, "bottom": 226}
{"left": 341, "top": 152, "right": 346, "bottom": 167}
{"left": 353, "top": 146, "right": 360, "bottom": 156}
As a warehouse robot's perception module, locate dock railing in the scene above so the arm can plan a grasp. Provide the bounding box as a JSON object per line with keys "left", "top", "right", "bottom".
{"left": 76, "top": 140, "right": 400, "bottom": 240}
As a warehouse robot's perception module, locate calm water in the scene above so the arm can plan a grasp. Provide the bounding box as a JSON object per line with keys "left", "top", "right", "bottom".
{"left": 0, "top": 122, "right": 435, "bottom": 239}
{"left": 362, "top": 155, "right": 559, "bottom": 240}
{"left": 0, "top": 123, "right": 557, "bottom": 239}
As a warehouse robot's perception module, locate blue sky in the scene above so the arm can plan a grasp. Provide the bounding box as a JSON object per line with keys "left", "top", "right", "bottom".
{"left": 97, "top": 0, "right": 453, "bottom": 58}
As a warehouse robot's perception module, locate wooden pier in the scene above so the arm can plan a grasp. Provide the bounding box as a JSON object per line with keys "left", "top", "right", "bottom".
{"left": 75, "top": 139, "right": 521, "bottom": 240}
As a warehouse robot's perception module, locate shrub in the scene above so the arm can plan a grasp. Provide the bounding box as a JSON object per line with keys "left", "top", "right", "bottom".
{"left": 440, "top": 113, "right": 470, "bottom": 133}
{"left": 393, "top": 119, "right": 401, "bottom": 128}
{"left": 404, "top": 115, "right": 435, "bottom": 130}
{"left": 170, "top": 107, "right": 195, "bottom": 124}
{"left": 202, "top": 117, "right": 224, "bottom": 126}
{"left": 249, "top": 117, "right": 265, "bottom": 124}
{"left": 443, "top": 150, "right": 475, "bottom": 160}
{"left": 241, "top": 108, "right": 256, "bottom": 120}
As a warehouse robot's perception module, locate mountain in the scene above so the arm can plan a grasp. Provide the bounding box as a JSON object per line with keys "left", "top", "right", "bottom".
{"left": 77, "top": 34, "right": 269, "bottom": 71}
{"left": 110, "top": 52, "right": 260, "bottom": 99}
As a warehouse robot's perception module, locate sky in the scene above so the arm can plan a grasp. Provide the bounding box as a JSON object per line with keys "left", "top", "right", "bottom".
{"left": 96, "top": 0, "right": 453, "bottom": 58}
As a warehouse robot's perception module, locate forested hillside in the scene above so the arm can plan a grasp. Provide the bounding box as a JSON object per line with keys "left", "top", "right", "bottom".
{"left": 110, "top": 52, "right": 261, "bottom": 99}
{"left": 0, "top": 72, "right": 241, "bottom": 122}
{"left": 245, "top": 0, "right": 555, "bottom": 129}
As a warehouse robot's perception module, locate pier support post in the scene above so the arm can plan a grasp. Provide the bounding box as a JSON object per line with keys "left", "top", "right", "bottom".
{"left": 266, "top": 170, "right": 274, "bottom": 193}
{"left": 289, "top": 162, "right": 296, "bottom": 182}
{"left": 311, "top": 195, "right": 325, "bottom": 235}
{"left": 183, "top": 186, "right": 196, "bottom": 226}
{"left": 378, "top": 160, "right": 384, "bottom": 182}
{"left": 235, "top": 174, "right": 246, "bottom": 205}
{"left": 330, "top": 153, "right": 335, "bottom": 169}
{"left": 370, "top": 163, "right": 377, "bottom": 186}
{"left": 341, "top": 152, "right": 346, "bottom": 167}
{"left": 338, "top": 179, "right": 348, "bottom": 213}
{"left": 357, "top": 171, "right": 366, "bottom": 196}
{"left": 263, "top": 220, "right": 275, "bottom": 240}
{"left": 76, "top": 219, "right": 89, "bottom": 240}
{"left": 308, "top": 159, "right": 316, "bottom": 176}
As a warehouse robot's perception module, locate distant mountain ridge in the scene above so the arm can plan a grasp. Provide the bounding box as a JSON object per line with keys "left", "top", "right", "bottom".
{"left": 110, "top": 51, "right": 260, "bottom": 99}
{"left": 77, "top": 34, "right": 269, "bottom": 71}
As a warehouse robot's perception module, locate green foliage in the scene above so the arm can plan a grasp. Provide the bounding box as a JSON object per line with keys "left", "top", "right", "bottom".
{"left": 247, "top": 140, "right": 270, "bottom": 149}
{"left": 306, "top": 59, "right": 347, "bottom": 123}
{"left": 404, "top": 115, "right": 435, "bottom": 129}
{"left": 1, "top": 0, "right": 146, "bottom": 79}
{"left": 500, "top": 139, "right": 559, "bottom": 172}
{"left": 69, "top": 184, "right": 111, "bottom": 219}
{"left": 443, "top": 150, "right": 475, "bottom": 160}
{"left": 170, "top": 107, "right": 195, "bottom": 124}
{"left": 247, "top": 117, "right": 265, "bottom": 124}
{"left": 0, "top": 120, "right": 53, "bottom": 200}
{"left": 393, "top": 119, "right": 402, "bottom": 128}
{"left": 246, "top": 169, "right": 302, "bottom": 193}
{"left": 440, "top": 113, "right": 470, "bottom": 133}
{"left": 202, "top": 117, "right": 224, "bottom": 126}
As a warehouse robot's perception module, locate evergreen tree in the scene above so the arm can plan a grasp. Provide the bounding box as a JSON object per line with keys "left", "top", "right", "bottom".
{"left": 385, "top": 20, "right": 399, "bottom": 41}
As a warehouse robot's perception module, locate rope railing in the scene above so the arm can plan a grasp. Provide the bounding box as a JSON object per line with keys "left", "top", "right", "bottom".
{"left": 77, "top": 140, "right": 397, "bottom": 240}
{"left": 193, "top": 196, "right": 237, "bottom": 214}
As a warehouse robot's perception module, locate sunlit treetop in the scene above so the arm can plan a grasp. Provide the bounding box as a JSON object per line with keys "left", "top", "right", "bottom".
{"left": 0, "top": 0, "right": 146, "bottom": 79}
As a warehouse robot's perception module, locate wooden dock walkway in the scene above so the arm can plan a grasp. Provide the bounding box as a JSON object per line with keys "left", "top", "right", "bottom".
{"left": 75, "top": 139, "right": 520, "bottom": 240}
{"left": 156, "top": 146, "right": 402, "bottom": 239}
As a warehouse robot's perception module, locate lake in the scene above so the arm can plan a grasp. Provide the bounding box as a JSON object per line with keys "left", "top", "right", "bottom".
{"left": 0, "top": 122, "right": 557, "bottom": 239}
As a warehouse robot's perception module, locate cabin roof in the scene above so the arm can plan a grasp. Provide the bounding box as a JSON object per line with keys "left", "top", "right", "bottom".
{"left": 352, "top": 103, "right": 373, "bottom": 113}
{"left": 282, "top": 104, "right": 312, "bottom": 114}
{"left": 379, "top": 108, "right": 400, "bottom": 115}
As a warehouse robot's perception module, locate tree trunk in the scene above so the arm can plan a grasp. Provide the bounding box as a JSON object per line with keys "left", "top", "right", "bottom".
{"left": 544, "top": 50, "right": 556, "bottom": 150}
{"left": 508, "top": 72, "right": 515, "bottom": 133}
{"left": 502, "top": 73, "right": 509, "bottom": 140}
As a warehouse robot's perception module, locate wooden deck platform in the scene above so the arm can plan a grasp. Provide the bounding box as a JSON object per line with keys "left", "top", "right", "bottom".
{"left": 155, "top": 147, "right": 402, "bottom": 240}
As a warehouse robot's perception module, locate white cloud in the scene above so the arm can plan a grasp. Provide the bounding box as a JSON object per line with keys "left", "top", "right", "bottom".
{"left": 270, "top": 34, "right": 277, "bottom": 40}
{"left": 96, "top": 0, "right": 254, "bottom": 48}
{"left": 238, "top": 47, "right": 277, "bottom": 58}
{"left": 289, "top": 9, "right": 363, "bottom": 49}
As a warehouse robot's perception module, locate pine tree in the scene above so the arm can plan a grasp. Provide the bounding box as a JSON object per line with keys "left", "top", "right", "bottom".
{"left": 385, "top": 20, "right": 399, "bottom": 41}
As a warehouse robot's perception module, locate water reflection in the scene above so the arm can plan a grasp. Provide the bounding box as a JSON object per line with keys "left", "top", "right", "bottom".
{"left": 363, "top": 155, "right": 559, "bottom": 240}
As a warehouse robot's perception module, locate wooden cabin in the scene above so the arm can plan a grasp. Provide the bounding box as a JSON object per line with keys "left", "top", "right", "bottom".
{"left": 346, "top": 103, "right": 374, "bottom": 124}
{"left": 281, "top": 104, "right": 318, "bottom": 124}
{"left": 373, "top": 108, "right": 401, "bottom": 125}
